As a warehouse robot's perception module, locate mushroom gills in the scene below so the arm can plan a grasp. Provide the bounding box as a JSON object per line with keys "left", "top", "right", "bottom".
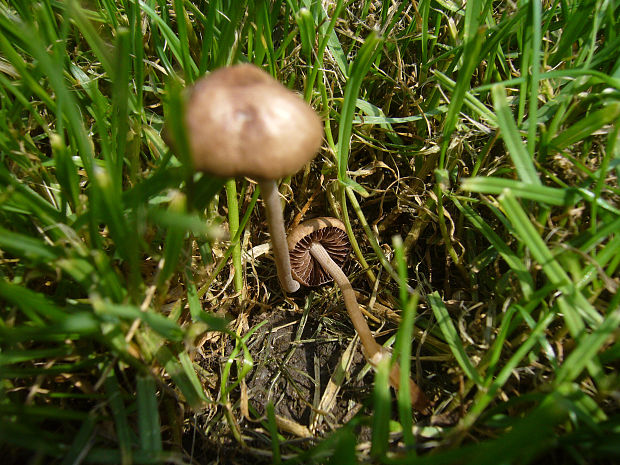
{"left": 290, "top": 226, "right": 349, "bottom": 287}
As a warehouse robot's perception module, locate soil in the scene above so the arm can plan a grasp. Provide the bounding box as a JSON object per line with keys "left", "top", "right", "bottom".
{"left": 243, "top": 307, "right": 372, "bottom": 426}
{"left": 189, "top": 294, "right": 380, "bottom": 462}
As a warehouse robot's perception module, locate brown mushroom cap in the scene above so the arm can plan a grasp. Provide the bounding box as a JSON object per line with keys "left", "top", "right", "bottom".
{"left": 184, "top": 64, "right": 323, "bottom": 180}
{"left": 288, "top": 217, "right": 350, "bottom": 287}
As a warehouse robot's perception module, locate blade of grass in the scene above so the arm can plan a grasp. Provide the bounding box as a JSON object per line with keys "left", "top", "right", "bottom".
{"left": 225, "top": 179, "right": 243, "bottom": 298}
{"left": 104, "top": 371, "right": 133, "bottom": 465}
{"left": 295, "top": 7, "right": 315, "bottom": 62}
{"left": 60, "top": 413, "right": 97, "bottom": 465}
{"left": 370, "top": 357, "right": 391, "bottom": 458}
{"left": 392, "top": 235, "right": 418, "bottom": 449}
{"left": 346, "top": 186, "right": 412, "bottom": 291}
{"left": 266, "top": 402, "right": 281, "bottom": 465}
{"left": 172, "top": 0, "right": 196, "bottom": 82}
{"left": 0, "top": 226, "right": 60, "bottom": 263}
{"left": 438, "top": 26, "right": 486, "bottom": 169}
{"left": 334, "top": 31, "right": 383, "bottom": 284}
{"left": 428, "top": 291, "right": 484, "bottom": 386}
{"left": 461, "top": 176, "right": 577, "bottom": 206}
{"left": 498, "top": 189, "right": 602, "bottom": 328}
{"left": 491, "top": 84, "right": 541, "bottom": 185}
{"left": 136, "top": 374, "right": 163, "bottom": 454}
{"left": 138, "top": 0, "right": 198, "bottom": 77}
{"left": 157, "top": 191, "right": 188, "bottom": 288}
{"left": 549, "top": 102, "right": 620, "bottom": 152}
{"left": 220, "top": 321, "right": 266, "bottom": 397}
{"left": 140, "top": 332, "right": 208, "bottom": 410}
{"left": 326, "top": 426, "right": 357, "bottom": 465}
{"left": 591, "top": 125, "right": 620, "bottom": 232}
{"left": 461, "top": 309, "right": 556, "bottom": 429}
{"left": 213, "top": 0, "right": 247, "bottom": 67}
{"left": 336, "top": 31, "right": 383, "bottom": 182}
{"left": 95, "top": 168, "right": 141, "bottom": 296}
{"left": 0, "top": 23, "right": 55, "bottom": 109}
{"left": 555, "top": 305, "right": 620, "bottom": 386}
{"left": 316, "top": 0, "right": 348, "bottom": 77}
{"left": 0, "top": 165, "right": 65, "bottom": 224}
{"left": 420, "top": 0, "right": 430, "bottom": 64}
{"left": 66, "top": 0, "right": 114, "bottom": 78}
{"left": 110, "top": 27, "right": 132, "bottom": 186}
{"left": 526, "top": 0, "right": 542, "bottom": 159}
{"left": 452, "top": 197, "right": 534, "bottom": 298}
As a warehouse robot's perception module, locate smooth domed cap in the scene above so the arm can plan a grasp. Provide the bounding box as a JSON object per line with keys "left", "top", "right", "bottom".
{"left": 183, "top": 64, "right": 323, "bottom": 180}
{"left": 288, "top": 217, "right": 350, "bottom": 287}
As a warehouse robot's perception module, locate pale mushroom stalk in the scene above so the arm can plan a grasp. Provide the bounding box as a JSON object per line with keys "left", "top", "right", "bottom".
{"left": 258, "top": 179, "right": 300, "bottom": 293}
{"left": 308, "top": 242, "right": 379, "bottom": 352}
{"left": 308, "top": 242, "right": 428, "bottom": 413}
{"left": 288, "top": 217, "right": 430, "bottom": 414}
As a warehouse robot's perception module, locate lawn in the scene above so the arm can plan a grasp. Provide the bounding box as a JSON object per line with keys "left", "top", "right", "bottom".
{"left": 1, "top": 0, "right": 619, "bottom": 464}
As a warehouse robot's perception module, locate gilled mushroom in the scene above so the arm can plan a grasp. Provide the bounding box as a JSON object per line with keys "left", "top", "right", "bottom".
{"left": 172, "top": 64, "right": 323, "bottom": 293}
{"left": 288, "top": 217, "right": 430, "bottom": 414}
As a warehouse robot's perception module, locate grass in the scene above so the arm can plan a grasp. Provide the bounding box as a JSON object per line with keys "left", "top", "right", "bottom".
{"left": 1, "top": 0, "right": 619, "bottom": 463}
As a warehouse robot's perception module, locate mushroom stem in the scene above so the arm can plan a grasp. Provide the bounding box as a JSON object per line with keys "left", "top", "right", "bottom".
{"left": 258, "top": 179, "right": 300, "bottom": 293}
{"left": 308, "top": 241, "right": 429, "bottom": 413}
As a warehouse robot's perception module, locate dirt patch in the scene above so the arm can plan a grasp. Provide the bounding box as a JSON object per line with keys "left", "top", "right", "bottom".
{"left": 188, "top": 301, "right": 378, "bottom": 462}
{"left": 244, "top": 305, "right": 372, "bottom": 430}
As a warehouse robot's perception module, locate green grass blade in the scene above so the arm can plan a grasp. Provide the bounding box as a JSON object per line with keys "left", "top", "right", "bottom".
{"left": 225, "top": 179, "right": 243, "bottom": 297}
{"left": 0, "top": 226, "right": 60, "bottom": 263}
{"left": 157, "top": 191, "right": 189, "bottom": 288}
{"left": 325, "top": 426, "right": 358, "bottom": 465}
{"left": 0, "top": 423, "right": 64, "bottom": 457}
{"left": 370, "top": 358, "right": 391, "bottom": 458}
{"left": 136, "top": 374, "right": 163, "bottom": 454}
{"left": 0, "top": 165, "right": 64, "bottom": 223}
{"left": 463, "top": 0, "right": 483, "bottom": 44}
{"left": 549, "top": 102, "right": 620, "bottom": 152}
{"left": 110, "top": 27, "right": 132, "bottom": 185}
{"left": 138, "top": 0, "right": 199, "bottom": 77}
{"left": 172, "top": 0, "right": 196, "bottom": 82}
{"left": 461, "top": 176, "right": 577, "bottom": 206}
{"left": 438, "top": 26, "right": 486, "bottom": 168}
{"left": 60, "top": 414, "right": 97, "bottom": 465}
{"left": 104, "top": 371, "right": 133, "bottom": 465}
{"left": 555, "top": 306, "right": 620, "bottom": 385}
{"left": 98, "top": 302, "right": 184, "bottom": 341}
{"left": 141, "top": 333, "right": 208, "bottom": 410}
{"left": 336, "top": 31, "right": 383, "bottom": 182}
{"left": 315, "top": 0, "right": 348, "bottom": 77}
{"left": 463, "top": 309, "right": 555, "bottom": 427}
{"left": 0, "top": 24, "right": 55, "bottom": 109}
{"left": 452, "top": 197, "right": 534, "bottom": 298}
{"left": 498, "top": 190, "right": 602, "bottom": 332}
{"left": 0, "top": 279, "right": 67, "bottom": 322}
{"left": 66, "top": 0, "right": 114, "bottom": 78}
{"left": 491, "top": 84, "right": 541, "bottom": 185}
{"left": 266, "top": 402, "right": 281, "bottom": 465}
{"left": 468, "top": 391, "right": 571, "bottom": 464}
{"left": 393, "top": 235, "right": 418, "bottom": 449}
{"left": 295, "top": 7, "right": 315, "bottom": 61}
{"left": 428, "top": 291, "right": 484, "bottom": 386}
{"left": 526, "top": 0, "right": 542, "bottom": 158}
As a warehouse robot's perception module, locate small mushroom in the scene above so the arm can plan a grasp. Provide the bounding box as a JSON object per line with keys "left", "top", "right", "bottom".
{"left": 288, "top": 217, "right": 430, "bottom": 414}
{"left": 175, "top": 64, "right": 323, "bottom": 293}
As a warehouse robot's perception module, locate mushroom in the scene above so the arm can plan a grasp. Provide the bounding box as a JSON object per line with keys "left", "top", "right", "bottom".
{"left": 288, "top": 217, "right": 429, "bottom": 413}
{"left": 176, "top": 64, "right": 323, "bottom": 293}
